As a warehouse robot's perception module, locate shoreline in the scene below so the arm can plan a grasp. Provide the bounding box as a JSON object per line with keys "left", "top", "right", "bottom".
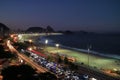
{"left": 40, "top": 36, "right": 120, "bottom": 60}
{"left": 22, "top": 34, "right": 120, "bottom": 70}
{"left": 45, "top": 46, "right": 120, "bottom": 70}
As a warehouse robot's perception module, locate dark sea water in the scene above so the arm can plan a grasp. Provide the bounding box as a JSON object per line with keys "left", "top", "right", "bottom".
{"left": 41, "top": 32, "right": 120, "bottom": 59}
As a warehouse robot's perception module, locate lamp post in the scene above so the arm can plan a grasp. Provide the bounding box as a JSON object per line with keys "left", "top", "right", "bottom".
{"left": 88, "top": 48, "right": 90, "bottom": 67}
{"left": 88, "top": 45, "right": 92, "bottom": 66}
{"left": 45, "top": 40, "right": 48, "bottom": 52}
{"left": 29, "top": 39, "right": 32, "bottom": 47}
{"left": 29, "top": 39, "right": 32, "bottom": 43}
{"left": 18, "top": 34, "right": 22, "bottom": 42}
{"left": 29, "top": 39, "right": 33, "bottom": 44}
{"left": 45, "top": 39, "right": 48, "bottom": 44}
{"left": 88, "top": 45, "right": 92, "bottom": 75}
{"left": 55, "top": 44, "right": 59, "bottom": 53}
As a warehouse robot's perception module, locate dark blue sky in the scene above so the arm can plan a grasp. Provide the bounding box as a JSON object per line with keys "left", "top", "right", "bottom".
{"left": 0, "top": 0, "right": 120, "bottom": 32}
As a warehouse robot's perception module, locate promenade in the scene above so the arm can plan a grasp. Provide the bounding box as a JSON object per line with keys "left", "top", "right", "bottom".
{"left": 46, "top": 46, "right": 120, "bottom": 70}
{"left": 20, "top": 33, "right": 120, "bottom": 78}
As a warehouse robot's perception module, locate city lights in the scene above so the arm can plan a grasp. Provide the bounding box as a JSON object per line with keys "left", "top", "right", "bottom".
{"left": 28, "top": 47, "right": 32, "bottom": 51}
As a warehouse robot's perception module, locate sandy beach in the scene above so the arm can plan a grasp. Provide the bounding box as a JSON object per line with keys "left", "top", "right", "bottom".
{"left": 21, "top": 34, "right": 120, "bottom": 71}
{"left": 46, "top": 46, "right": 120, "bottom": 70}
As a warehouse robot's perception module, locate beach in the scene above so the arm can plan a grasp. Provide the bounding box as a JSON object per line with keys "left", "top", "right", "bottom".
{"left": 20, "top": 34, "right": 120, "bottom": 71}
{"left": 46, "top": 46, "right": 120, "bottom": 70}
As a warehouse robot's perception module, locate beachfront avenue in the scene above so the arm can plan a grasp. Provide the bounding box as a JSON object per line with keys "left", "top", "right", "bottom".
{"left": 9, "top": 33, "right": 120, "bottom": 80}
{"left": 7, "top": 37, "right": 85, "bottom": 80}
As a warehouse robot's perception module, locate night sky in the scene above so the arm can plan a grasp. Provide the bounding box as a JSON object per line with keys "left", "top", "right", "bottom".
{"left": 0, "top": 0, "right": 120, "bottom": 32}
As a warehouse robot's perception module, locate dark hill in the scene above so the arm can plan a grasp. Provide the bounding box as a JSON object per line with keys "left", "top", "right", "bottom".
{"left": 26, "top": 26, "right": 55, "bottom": 33}
{"left": 46, "top": 25, "right": 55, "bottom": 32}
{"left": 0, "top": 23, "right": 10, "bottom": 32}
{"left": 26, "top": 27, "right": 44, "bottom": 33}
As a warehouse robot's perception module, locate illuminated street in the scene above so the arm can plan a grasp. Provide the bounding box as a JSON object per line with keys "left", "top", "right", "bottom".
{"left": 17, "top": 34, "right": 120, "bottom": 80}
{"left": 7, "top": 40, "right": 48, "bottom": 73}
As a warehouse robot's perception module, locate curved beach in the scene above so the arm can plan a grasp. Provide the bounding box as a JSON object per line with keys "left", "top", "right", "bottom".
{"left": 21, "top": 34, "right": 120, "bottom": 72}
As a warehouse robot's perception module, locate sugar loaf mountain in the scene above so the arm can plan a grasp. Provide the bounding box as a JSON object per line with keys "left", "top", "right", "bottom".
{"left": 26, "top": 26, "right": 55, "bottom": 33}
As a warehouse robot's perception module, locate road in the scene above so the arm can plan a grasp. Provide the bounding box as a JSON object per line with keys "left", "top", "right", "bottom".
{"left": 78, "top": 65, "right": 120, "bottom": 80}
{"left": 7, "top": 40, "right": 48, "bottom": 73}
{"left": 7, "top": 40, "right": 120, "bottom": 80}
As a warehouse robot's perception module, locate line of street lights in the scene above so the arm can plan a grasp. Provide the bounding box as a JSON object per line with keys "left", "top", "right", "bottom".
{"left": 11, "top": 34, "right": 91, "bottom": 68}
{"left": 45, "top": 39, "right": 59, "bottom": 53}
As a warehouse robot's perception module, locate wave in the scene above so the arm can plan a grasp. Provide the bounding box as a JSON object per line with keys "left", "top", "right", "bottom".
{"left": 61, "top": 45, "right": 120, "bottom": 59}
{"left": 39, "top": 36, "right": 120, "bottom": 60}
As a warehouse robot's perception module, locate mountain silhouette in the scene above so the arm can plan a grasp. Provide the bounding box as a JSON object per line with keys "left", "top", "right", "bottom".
{"left": 0, "top": 23, "right": 10, "bottom": 32}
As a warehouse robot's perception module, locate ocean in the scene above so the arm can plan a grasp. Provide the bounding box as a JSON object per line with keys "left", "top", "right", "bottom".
{"left": 39, "top": 32, "right": 120, "bottom": 59}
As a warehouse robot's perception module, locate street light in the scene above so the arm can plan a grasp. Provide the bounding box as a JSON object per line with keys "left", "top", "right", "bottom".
{"left": 28, "top": 47, "right": 32, "bottom": 51}
{"left": 88, "top": 48, "right": 90, "bottom": 67}
{"left": 45, "top": 39, "right": 48, "bottom": 44}
{"left": 18, "top": 34, "right": 22, "bottom": 39}
{"left": 29, "top": 39, "right": 32, "bottom": 43}
{"left": 18, "top": 34, "right": 22, "bottom": 38}
{"left": 45, "top": 40, "right": 48, "bottom": 52}
{"left": 45, "top": 40, "right": 48, "bottom": 48}
{"left": 55, "top": 44, "right": 59, "bottom": 48}
{"left": 88, "top": 45, "right": 92, "bottom": 66}
{"left": 29, "top": 39, "right": 33, "bottom": 47}
{"left": 88, "top": 44, "right": 92, "bottom": 75}
{"left": 55, "top": 44, "right": 59, "bottom": 53}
